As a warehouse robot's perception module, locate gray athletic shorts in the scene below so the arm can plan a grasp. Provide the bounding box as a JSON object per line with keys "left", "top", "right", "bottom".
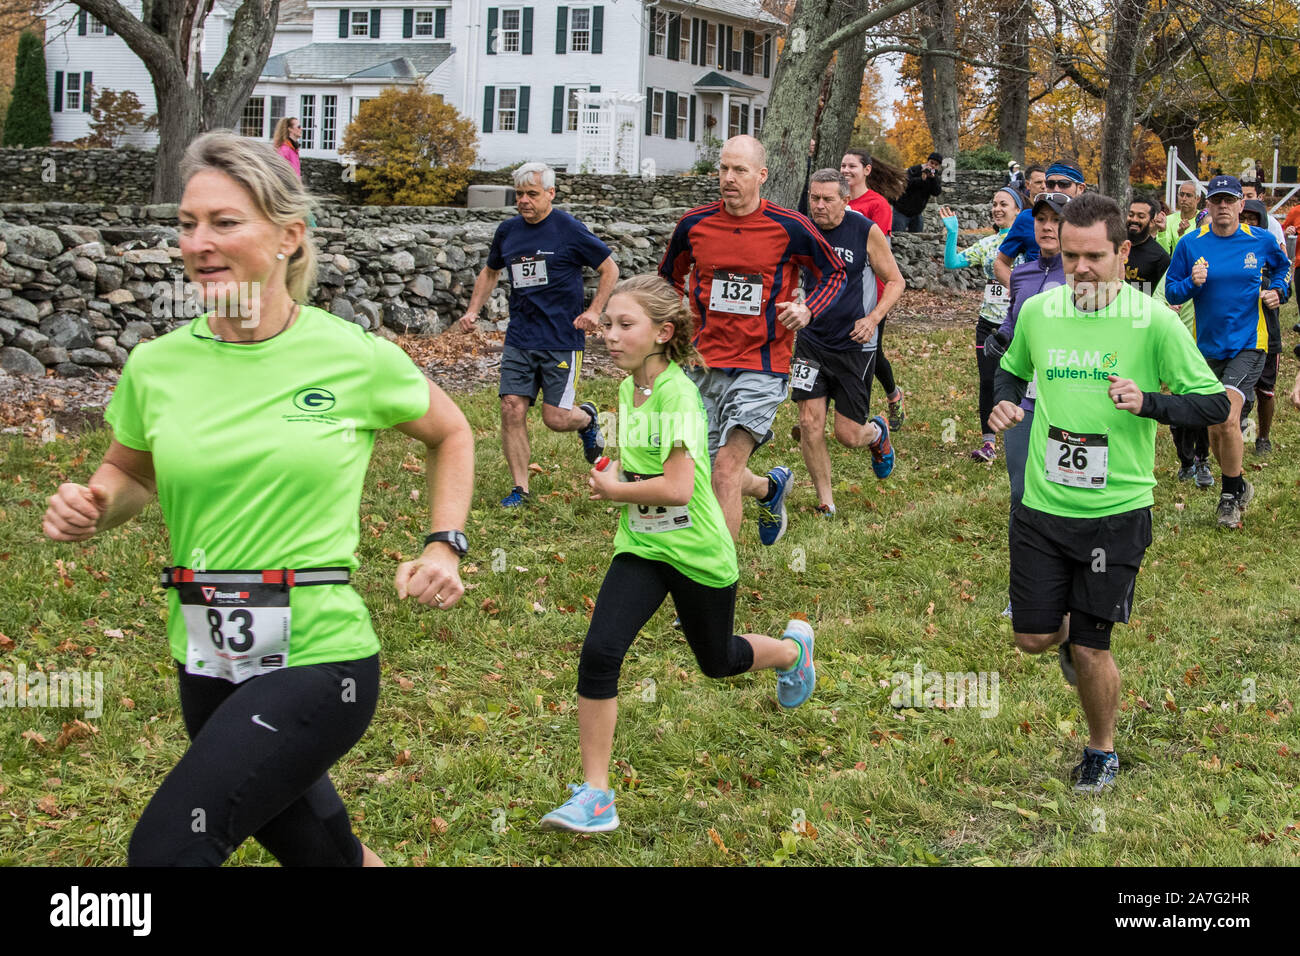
{"left": 1204, "top": 349, "right": 1265, "bottom": 404}
{"left": 684, "top": 366, "right": 787, "bottom": 461}
{"left": 499, "top": 345, "right": 583, "bottom": 408}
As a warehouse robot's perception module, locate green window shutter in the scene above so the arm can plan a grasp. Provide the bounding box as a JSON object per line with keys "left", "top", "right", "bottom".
{"left": 552, "top": 85, "right": 565, "bottom": 133}
{"left": 740, "top": 103, "right": 749, "bottom": 134}
{"left": 486, "top": 8, "right": 498, "bottom": 53}
{"left": 403, "top": 9, "right": 413, "bottom": 37}
{"left": 53, "top": 72, "right": 63, "bottom": 112}
{"left": 648, "top": 17, "right": 655, "bottom": 56}
{"left": 369, "top": 8, "right": 380, "bottom": 37}
{"left": 82, "top": 72, "right": 92, "bottom": 112}
{"left": 743, "top": 30, "right": 754, "bottom": 75}
{"left": 518, "top": 86, "right": 530, "bottom": 132}
{"left": 483, "top": 86, "right": 495, "bottom": 132}
{"left": 338, "top": 9, "right": 348, "bottom": 37}
{"left": 688, "top": 94, "right": 696, "bottom": 142}
{"left": 589, "top": 84, "right": 600, "bottom": 92}
{"left": 592, "top": 7, "right": 603, "bottom": 53}
{"left": 645, "top": 87, "right": 653, "bottom": 131}
{"left": 665, "top": 92, "right": 677, "bottom": 139}
{"left": 667, "top": 13, "right": 679, "bottom": 61}
{"left": 435, "top": 9, "right": 446, "bottom": 36}
{"left": 763, "top": 34, "right": 771, "bottom": 77}
{"left": 522, "top": 7, "right": 533, "bottom": 54}
{"left": 556, "top": 6, "right": 567, "bottom": 53}
{"left": 78, "top": 11, "right": 87, "bottom": 34}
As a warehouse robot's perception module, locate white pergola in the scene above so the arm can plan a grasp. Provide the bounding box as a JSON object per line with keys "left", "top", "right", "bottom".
{"left": 575, "top": 91, "right": 644, "bottom": 175}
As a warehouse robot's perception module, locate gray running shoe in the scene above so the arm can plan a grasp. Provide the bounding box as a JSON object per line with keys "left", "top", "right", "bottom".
{"left": 1237, "top": 478, "right": 1254, "bottom": 511}
{"left": 1255, "top": 437, "right": 1272, "bottom": 457}
{"left": 1216, "top": 492, "right": 1243, "bottom": 529}
{"left": 1193, "top": 458, "right": 1214, "bottom": 489}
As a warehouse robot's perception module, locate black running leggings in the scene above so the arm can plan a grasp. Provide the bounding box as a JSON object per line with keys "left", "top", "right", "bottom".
{"left": 128, "top": 654, "right": 380, "bottom": 867}
{"left": 873, "top": 317, "right": 897, "bottom": 397}
{"left": 1170, "top": 426, "right": 1208, "bottom": 468}
{"left": 578, "top": 553, "right": 754, "bottom": 699}
{"left": 975, "top": 323, "right": 1000, "bottom": 435}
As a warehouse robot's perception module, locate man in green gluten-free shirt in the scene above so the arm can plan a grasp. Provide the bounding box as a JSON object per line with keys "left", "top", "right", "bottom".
{"left": 990, "top": 193, "right": 1229, "bottom": 795}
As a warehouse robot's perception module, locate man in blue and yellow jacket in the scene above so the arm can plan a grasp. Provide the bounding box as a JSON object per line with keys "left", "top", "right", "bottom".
{"left": 1166, "top": 174, "right": 1293, "bottom": 529}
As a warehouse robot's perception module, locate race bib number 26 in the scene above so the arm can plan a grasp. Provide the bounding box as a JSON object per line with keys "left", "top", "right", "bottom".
{"left": 709, "top": 271, "right": 763, "bottom": 315}
{"left": 1045, "top": 425, "right": 1108, "bottom": 488}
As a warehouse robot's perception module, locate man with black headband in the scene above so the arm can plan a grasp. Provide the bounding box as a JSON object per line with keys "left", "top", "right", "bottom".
{"left": 994, "top": 161, "right": 1087, "bottom": 287}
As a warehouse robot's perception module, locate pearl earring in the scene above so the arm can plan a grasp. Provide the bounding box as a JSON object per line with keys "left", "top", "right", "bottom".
{"left": 276, "top": 253, "right": 286, "bottom": 261}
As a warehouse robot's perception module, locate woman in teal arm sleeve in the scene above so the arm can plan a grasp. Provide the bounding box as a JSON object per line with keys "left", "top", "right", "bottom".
{"left": 939, "top": 187, "right": 1025, "bottom": 462}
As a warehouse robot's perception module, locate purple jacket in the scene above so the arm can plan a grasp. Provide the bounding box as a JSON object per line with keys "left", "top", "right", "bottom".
{"left": 999, "top": 253, "right": 1065, "bottom": 409}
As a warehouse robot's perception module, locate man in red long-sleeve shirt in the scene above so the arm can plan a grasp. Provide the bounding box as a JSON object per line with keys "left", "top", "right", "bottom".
{"left": 659, "top": 135, "right": 847, "bottom": 545}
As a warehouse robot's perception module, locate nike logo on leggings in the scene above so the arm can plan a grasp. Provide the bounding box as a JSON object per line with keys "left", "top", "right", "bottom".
{"left": 251, "top": 714, "right": 278, "bottom": 732}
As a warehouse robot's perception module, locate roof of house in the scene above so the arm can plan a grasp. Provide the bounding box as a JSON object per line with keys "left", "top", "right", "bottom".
{"left": 213, "top": 0, "right": 312, "bottom": 24}
{"left": 672, "top": 0, "right": 786, "bottom": 29}
{"left": 693, "top": 70, "right": 761, "bottom": 92}
{"left": 261, "top": 41, "right": 452, "bottom": 79}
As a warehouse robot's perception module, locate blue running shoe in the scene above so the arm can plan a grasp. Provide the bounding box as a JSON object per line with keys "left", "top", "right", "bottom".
{"left": 539, "top": 783, "right": 619, "bottom": 832}
{"left": 869, "top": 415, "right": 895, "bottom": 479}
{"left": 1071, "top": 748, "right": 1119, "bottom": 794}
{"left": 776, "top": 619, "right": 816, "bottom": 708}
{"left": 501, "top": 486, "right": 530, "bottom": 507}
{"left": 577, "top": 402, "right": 605, "bottom": 464}
{"left": 757, "top": 466, "right": 791, "bottom": 546}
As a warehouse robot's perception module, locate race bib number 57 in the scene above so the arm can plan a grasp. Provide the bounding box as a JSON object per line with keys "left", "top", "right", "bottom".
{"left": 510, "top": 255, "right": 548, "bottom": 288}
{"left": 709, "top": 271, "right": 763, "bottom": 315}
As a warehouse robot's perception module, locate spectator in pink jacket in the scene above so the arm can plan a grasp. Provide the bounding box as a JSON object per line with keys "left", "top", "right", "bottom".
{"left": 273, "top": 117, "right": 302, "bottom": 179}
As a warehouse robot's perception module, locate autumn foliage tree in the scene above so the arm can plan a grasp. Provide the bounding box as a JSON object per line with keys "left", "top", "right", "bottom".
{"left": 81, "top": 87, "right": 157, "bottom": 147}
{"left": 341, "top": 84, "right": 478, "bottom": 206}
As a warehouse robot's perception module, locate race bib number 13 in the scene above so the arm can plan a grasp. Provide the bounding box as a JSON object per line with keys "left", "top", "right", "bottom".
{"left": 709, "top": 271, "right": 763, "bottom": 315}
{"left": 1045, "top": 425, "right": 1108, "bottom": 488}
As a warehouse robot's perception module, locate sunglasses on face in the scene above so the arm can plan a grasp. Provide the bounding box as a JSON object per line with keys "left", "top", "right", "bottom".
{"left": 1045, "top": 179, "right": 1075, "bottom": 190}
{"left": 1206, "top": 195, "right": 1238, "bottom": 205}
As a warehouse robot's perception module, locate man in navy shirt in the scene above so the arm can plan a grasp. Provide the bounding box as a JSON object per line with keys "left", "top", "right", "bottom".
{"left": 793, "top": 169, "right": 904, "bottom": 514}
{"left": 460, "top": 162, "right": 619, "bottom": 506}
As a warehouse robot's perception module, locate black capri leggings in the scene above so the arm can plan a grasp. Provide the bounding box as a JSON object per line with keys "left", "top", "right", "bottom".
{"left": 873, "top": 317, "right": 897, "bottom": 397}
{"left": 975, "top": 323, "right": 1000, "bottom": 434}
{"left": 578, "top": 552, "right": 754, "bottom": 699}
{"left": 128, "top": 654, "right": 380, "bottom": 867}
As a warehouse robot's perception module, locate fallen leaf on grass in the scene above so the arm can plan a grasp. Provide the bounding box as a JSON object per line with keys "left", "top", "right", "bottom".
{"left": 430, "top": 817, "right": 449, "bottom": 834}
{"left": 528, "top": 463, "right": 544, "bottom": 474}
{"left": 707, "top": 828, "right": 728, "bottom": 853}
{"left": 22, "top": 730, "right": 47, "bottom": 748}
{"left": 36, "top": 795, "right": 60, "bottom": 817}
{"left": 54, "top": 719, "right": 97, "bottom": 750}
{"left": 394, "top": 749, "right": 412, "bottom": 767}
{"left": 0, "top": 633, "right": 13, "bottom": 651}
{"left": 395, "top": 676, "right": 415, "bottom": 691}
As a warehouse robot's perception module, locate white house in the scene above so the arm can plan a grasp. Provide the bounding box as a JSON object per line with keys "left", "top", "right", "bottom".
{"left": 42, "top": 0, "right": 784, "bottom": 172}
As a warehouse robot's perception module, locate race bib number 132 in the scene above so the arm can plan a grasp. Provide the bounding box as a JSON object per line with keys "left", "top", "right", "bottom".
{"left": 709, "top": 271, "right": 763, "bottom": 315}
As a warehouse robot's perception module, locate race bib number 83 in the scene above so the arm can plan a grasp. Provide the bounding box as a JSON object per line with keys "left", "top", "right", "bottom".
{"left": 179, "top": 583, "right": 291, "bottom": 683}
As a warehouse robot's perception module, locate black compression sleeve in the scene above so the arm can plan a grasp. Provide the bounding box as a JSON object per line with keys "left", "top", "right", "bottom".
{"left": 1138, "top": 390, "right": 1230, "bottom": 427}
{"left": 993, "top": 366, "right": 1030, "bottom": 407}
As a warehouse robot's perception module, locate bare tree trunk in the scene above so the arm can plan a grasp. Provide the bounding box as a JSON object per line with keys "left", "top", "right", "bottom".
{"left": 72, "top": 0, "right": 280, "bottom": 201}
{"left": 994, "top": 0, "right": 1030, "bottom": 160}
{"left": 812, "top": 34, "right": 867, "bottom": 173}
{"left": 1144, "top": 113, "right": 1200, "bottom": 181}
{"left": 1096, "top": 0, "right": 1150, "bottom": 203}
{"left": 918, "top": 0, "right": 958, "bottom": 157}
{"left": 760, "top": 0, "right": 925, "bottom": 208}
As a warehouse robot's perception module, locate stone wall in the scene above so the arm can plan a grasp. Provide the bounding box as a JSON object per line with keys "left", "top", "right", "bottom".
{"left": 0, "top": 147, "right": 1017, "bottom": 209}
{"left": 0, "top": 200, "right": 995, "bottom": 378}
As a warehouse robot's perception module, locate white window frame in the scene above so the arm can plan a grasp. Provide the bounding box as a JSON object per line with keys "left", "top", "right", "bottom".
{"left": 300, "top": 95, "right": 316, "bottom": 149}
{"left": 569, "top": 7, "right": 591, "bottom": 52}
{"left": 241, "top": 96, "right": 265, "bottom": 138}
{"left": 729, "top": 102, "right": 741, "bottom": 138}
{"left": 678, "top": 16, "right": 691, "bottom": 60}
{"left": 322, "top": 95, "right": 338, "bottom": 150}
{"left": 565, "top": 85, "right": 589, "bottom": 132}
{"left": 415, "top": 10, "right": 434, "bottom": 35}
{"left": 706, "top": 23, "right": 717, "bottom": 65}
{"left": 65, "top": 72, "right": 81, "bottom": 111}
{"left": 651, "top": 89, "right": 664, "bottom": 137}
{"left": 88, "top": 15, "right": 105, "bottom": 35}
{"left": 497, "top": 86, "right": 519, "bottom": 132}
{"left": 652, "top": 10, "right": 667, "bottom": 56}
{"left": 677, "top": 91, "right": 688, "bottom": 139}
{"left": 350, "top": 9, "right": 369, "bottom": 37}
{"left": 752, "top": 106, "right": 763, "bottom": 138}
{"left": 500, "top": 7, "right": 522, "bottom": 54}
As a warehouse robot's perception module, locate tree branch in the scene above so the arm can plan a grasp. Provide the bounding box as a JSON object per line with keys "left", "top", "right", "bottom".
{"left": 863, "top": 42, "right": 1035, "bottom": 74}
{"left": 817, "top": 0, "right": 928, "bottom": 55}
{"left": 65, "top": 0, "right": 181, "bottom": 83}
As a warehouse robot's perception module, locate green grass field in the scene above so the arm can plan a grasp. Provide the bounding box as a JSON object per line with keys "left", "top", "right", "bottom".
{"left": 3, "top": 310, "right": 1300, "bottom": 866}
